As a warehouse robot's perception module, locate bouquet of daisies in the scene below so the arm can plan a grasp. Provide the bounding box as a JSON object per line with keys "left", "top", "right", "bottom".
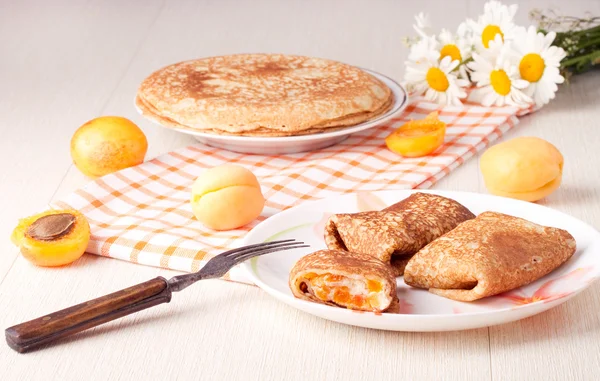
{"left": 404, "top": 0, "right": 567, "bottom": 108}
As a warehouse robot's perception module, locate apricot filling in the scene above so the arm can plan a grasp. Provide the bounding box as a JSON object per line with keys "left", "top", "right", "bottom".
{"left": 11, "top": 209, "right": 91, "bottom": 267}
{"left": 300, "top": 273, "right": 387, "bottom": 311}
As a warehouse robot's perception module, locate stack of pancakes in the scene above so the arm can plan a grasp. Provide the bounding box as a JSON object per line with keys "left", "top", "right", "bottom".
{"left": 136, "top": 54, "right": 394, "bottom": 137}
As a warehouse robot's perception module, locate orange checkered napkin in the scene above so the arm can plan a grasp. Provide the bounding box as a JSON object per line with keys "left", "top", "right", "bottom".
{"left": 52, "top": 99, "right": 524, "bottom": 284}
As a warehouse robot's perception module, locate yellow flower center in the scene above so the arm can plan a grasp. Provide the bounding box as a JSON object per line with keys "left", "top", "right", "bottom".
{"left": 482, "top": 25, "right": 504, "bottom": 48}
{"left": 439, "top": 44, "right": 462, "bottom": 62}
{"left": 426, "top": 67, "right": 450, "bottom": 92}
{"left": 519, "top": 53, "right": 545, "bottom": 82}
{"left": 490, "top": 69, "right": 511, "bottom": 96}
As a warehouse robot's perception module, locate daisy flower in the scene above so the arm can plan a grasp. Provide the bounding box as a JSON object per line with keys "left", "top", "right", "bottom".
{"left": 512, "top": 26, "right": 567, "bottom": 107}
{"left": 407, "top": 35, "right": 439, "bottom": 63}
{"left": 404, "top": 55, "right": 469, "bottom": 106}
{"left": 469, "top": 1, "right": 518, "bottom": 52}
{"left": 437, "top": 27, "right": 474, "bottom": 79}
{"left": 467, "top": 37, "right": 531, "bottom": 107}
{"left": 457, "top": 21, "right": 475, "bottom": 45}
{"left": 438, "top": 28, "right": 472, "bottom": 64}
{"left": 413, "top": 12, "right": 433, "bottom": 39}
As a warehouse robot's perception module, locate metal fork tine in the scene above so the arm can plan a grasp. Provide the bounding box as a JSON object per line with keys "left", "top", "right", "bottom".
{"left": 232, "top": 242, "right": 307, "bottom": 258}
{"left": 232, "top": 243, "right": 308, "bottom": 261}
{"left": 222, "top": 239, "right": 297, "bottom": 257}
{"left": 167, "top": 240, "right": 309, "bottom": 292}
{"left": 231, "top": 244, "right": 310, "bottom": 265}
{"left": 226, "top": 240, "right": 304, "bottom": 258}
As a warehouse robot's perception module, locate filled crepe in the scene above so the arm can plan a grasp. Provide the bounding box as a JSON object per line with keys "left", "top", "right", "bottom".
{"left": 324, "top": 193, "right": 475, "bottom": 276}
{"left": 404, "top": 211, "right": 577, "bottom": 302}
{"left": 289, "top": 250, "right": 398, "bottom": 313}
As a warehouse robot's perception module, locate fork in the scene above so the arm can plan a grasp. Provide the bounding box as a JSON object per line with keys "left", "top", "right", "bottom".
{"left": 5, "top": 239, "right": 308, "bottom": 353}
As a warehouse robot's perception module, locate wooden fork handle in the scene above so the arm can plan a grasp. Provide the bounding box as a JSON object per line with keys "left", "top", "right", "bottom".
{"left": 5, "top": 277, "right": 172, "bottom": 353}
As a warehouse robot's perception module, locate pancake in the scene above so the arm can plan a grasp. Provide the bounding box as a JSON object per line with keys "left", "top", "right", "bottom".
{"left": 403, "top": 211, "right": 577, "bottom": 302}
{"left": 137, "top": 54, "right": 393, "bottom": 136}
{"left": 289, "top": 249, "right": 398, "bottom": 313}
{"left": 324, "top": 193, "right": 476, "bottom": 276}
{"left": 135, "top": 93, "right": 393, "bottom": 137}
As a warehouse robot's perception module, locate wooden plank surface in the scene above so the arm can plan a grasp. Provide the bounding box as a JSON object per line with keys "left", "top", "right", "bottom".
{"left": 0, "top": 0, "right": 599, "bottom": 380}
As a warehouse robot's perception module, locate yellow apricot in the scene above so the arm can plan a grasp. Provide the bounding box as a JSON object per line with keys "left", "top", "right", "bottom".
{"left": 480, "top": 137, "right": 563, "bottom": 202}
{"left": 190, "top": 165, "right": 265, "bottom": 230}
{"left": 11, "top": 209, "right": 90, "bottom": 267}
{"left": 71, "top": 116, "right": 148, "bottom": 178}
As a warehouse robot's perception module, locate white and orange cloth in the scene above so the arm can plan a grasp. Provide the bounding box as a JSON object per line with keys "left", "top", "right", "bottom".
{"left": 53, "top": 99, "right": 528, "bottom": 283}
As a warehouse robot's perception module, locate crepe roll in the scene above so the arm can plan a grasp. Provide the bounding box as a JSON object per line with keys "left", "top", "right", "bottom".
{"left": 324, "top": 193, "right": 475, "bottom": 276}
{"left": 404, "top": 212, "right": 577, "bottom": 302}
{"left": 289, "top": 250, "right": 398, "bottom": 312}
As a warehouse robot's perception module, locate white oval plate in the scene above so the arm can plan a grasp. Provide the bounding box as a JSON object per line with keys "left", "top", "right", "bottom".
{"left": 136, "top": 69, "right": 407, "bottom": 155}
{"left": 241, "top": 190, "right": 600, "bottom": 331}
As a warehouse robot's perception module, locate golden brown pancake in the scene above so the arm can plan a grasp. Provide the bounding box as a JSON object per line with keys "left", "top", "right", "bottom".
{"left": 137, "top": 54, "right": 393, "bottom": 136}
{"left": 135, "top": 93, "right": 393, "bottom": 137}
{"left": 404, "top": 211, "right": 577, "bottom": 302}
{"left": 324, "top": 193, "right": 476, "bottom": 276}
{"left": 289, "top": 250, "right": 398, "bottom": 313}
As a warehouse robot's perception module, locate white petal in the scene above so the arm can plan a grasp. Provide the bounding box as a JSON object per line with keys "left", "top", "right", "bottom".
{"left": 483, "top": 90, "right": 497, "bottom": 106}
{"left": 508, "top": 4, "right": 518, "bottom": 19}
{"left": 439, "top": 55, "right": 453, "bottom": 69}
{"left": 523, "top": 82, "right": 536, "bottom": 97}
{"left": 438, "top": 92, "right": 449, "bottom": 105}
{"left": 513, "top": 79, "right": 530, "bottom": 89}
{"left": 456, "top": 78, "right": 471, "bottom": 87}
{"left": 425, "top": 88, "right": 437, "bottom": 101}
{"left": 468, "top": 87, "right": 486, "bottom": 103}
{"left": 543, "top": 31, "right": 556, "bottom": 51}
{"left": 495, "top": 96, "right": 506, "bottom": 107}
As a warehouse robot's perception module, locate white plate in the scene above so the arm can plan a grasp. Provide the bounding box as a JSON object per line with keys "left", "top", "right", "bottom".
{"left": 241, "top": 190, "right": 600, "bottom": 331}
{"left": 136, "top": 69, "right": 408, "bottom": 155}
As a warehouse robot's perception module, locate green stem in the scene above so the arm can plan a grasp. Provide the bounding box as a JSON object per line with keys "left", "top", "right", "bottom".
{"left": 567, "top": 24, "right": 600, "bottom": 37}
{"left": 539, "top": 25, "right": 600, "bottom": 42}
{"left": 562, "top": 53, "right": 594, "bottom": 67}
{"left": 561, "top": 51, "right": 600, "bottom": 72}
{"left": 576, "top": 36, "right": 600, "bottom": 50}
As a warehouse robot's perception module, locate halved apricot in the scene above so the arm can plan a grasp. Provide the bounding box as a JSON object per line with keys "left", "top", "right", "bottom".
{"left": 385, "top": 111, "right": 446, "bottom": 157}
{"left": 11, "top": 209, "right": 90, "bottom": 267}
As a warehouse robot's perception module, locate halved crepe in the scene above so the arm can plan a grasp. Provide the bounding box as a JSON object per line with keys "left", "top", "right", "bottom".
{"left": 289, "top": 250, "right": 398, "bottom": 313}
{"left": 404, "top": 211, "right": 577, "bottom": 301}
{"left": 324, "top": 193, "right": 475, "bottom": 276}
{"left": 136, "top": 54, "right": 394, "bottom": 136}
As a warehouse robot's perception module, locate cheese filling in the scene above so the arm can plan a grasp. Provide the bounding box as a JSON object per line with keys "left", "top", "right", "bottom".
{"left": 300, "top": 273, "right": 388, "bottom": 311}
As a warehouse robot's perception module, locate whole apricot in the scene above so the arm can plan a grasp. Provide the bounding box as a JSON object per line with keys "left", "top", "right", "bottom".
{"left": 11, "top": 209, "right": 91, "bottom": 267}
{"left": 480, "top": 137, "right": 563, "bottom": 202}
{"left": 190, "top": 165, "right": 265, "bottom": 231}
{"left": 71, "top": 116, "right": 148, "bottom": 178}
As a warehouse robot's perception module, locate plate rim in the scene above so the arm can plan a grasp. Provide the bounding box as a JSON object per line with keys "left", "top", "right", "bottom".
{"left": 241, "top": 189, "right": 600, "bottom": 320}
{"left": 135, "top": 68, "right": 408, "bottom": 142}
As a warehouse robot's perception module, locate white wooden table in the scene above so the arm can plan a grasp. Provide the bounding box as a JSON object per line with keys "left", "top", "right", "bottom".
{"left": 1, "top": 1, "right": 599, "bottom": 380}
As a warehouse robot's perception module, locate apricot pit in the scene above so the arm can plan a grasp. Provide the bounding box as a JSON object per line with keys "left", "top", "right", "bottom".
{"left": 27, "top": 213, "right": 76, "bottom": 241}
{"left": 11, "top": 209, "right": 91, "bottom": 267}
